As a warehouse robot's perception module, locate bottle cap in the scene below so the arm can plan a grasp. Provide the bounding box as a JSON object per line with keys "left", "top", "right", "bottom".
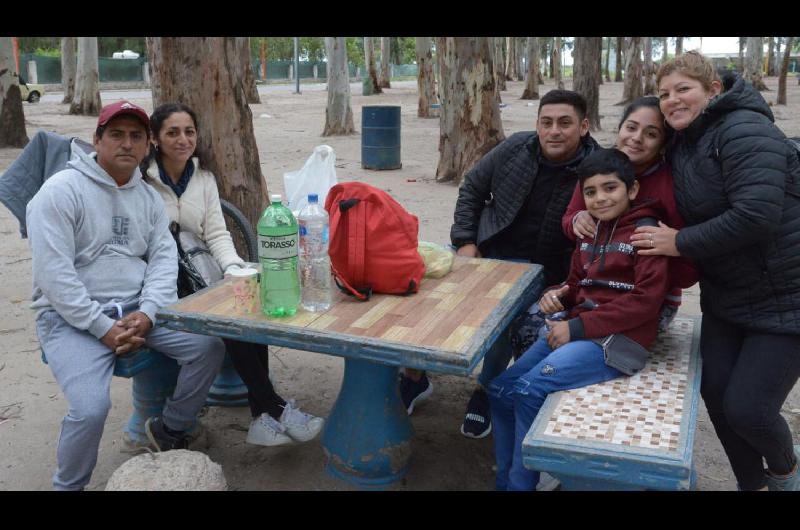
{"left": 270, "top": 194, "right": 282, "bottom": 203}
{"left": 308, "top": 193, "right": 318, "bottom": 203}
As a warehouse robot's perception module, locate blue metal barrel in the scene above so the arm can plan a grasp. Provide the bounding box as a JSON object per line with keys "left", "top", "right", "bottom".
{"left": 361, "top": 105, "right": 402, "bottom": 170}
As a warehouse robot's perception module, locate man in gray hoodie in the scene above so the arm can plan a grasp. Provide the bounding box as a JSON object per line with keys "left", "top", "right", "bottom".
{"left": 26, "top": 101, "right": 225, "bottom": 491}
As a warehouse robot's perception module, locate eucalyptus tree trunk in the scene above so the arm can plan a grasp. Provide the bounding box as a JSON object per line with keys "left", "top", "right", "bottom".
{"left": 60, "top": 37, "right": 77, "bottom": 104}
{"left": 238, "top": 37, "right": 260, "bottom": 104}
{"left": 515, "top": 37, "right": 525, "bottom": 81}
{"left": 415, "top": 37, "right": 438, "bottom": 117}
{"left": 738, "top": 38, "right": 745, "bottom": 71}
{"left": 538, "top": 37, "right": 546, "bottom": 84}
{"left": 548, "top": 38, "right": 555, "bottom": 78}
{"left": 767, "top": 37, "right": 776, "bottom": 76}
{"left": 379, "top": 37, "right": 391, "bottom": 88}
{"left": 146, "top": 37, "right": 268, "bottom": 239}
{"left": 604, "top": 37, "right": 612, "bottom": 82}
{"left": 521, "top": 37, "right": 540, "bottom": 100}
{"left": 615, "top": 36, "right": 623, "bottom": 81}
{"left": 435, "top": 37, "right": 504, "bottom": 185}
{"left": 364, "top": 37, "right": 382, "bottom": 95}
{"left": 493, "top": 37, "right": 506, "bottom": 91}
{"left": 598, "top": 41, "right": 604, "bottom": 85}
{"left": 675, "top": 37, "right": 683, "bottom": 56}
{"left": 0, "top": 38, "right": 28, "bottom": 147}
{"left": 505, "top": 37, "right": 516, "bottom": 81}
{"left": 643, "top": 37, "right": 656, "bottom": 94}
{"left": 323, "top": 37, "right": 355, "bottom": 135}
{"left": 573, "top": 37, "right": 602, "bottom": 131}
{"left": 69, "top": 37, "right": 101, "bottom": 116}
{"left": 553, "top": 37, "right": 564, "bottom": 89}
{"left": 620, "top": 37, "right": 644, "bottom": 104}
{"left": 778, "top": 37, "right": 795, "bottom": 105}
{"left": 744, "top": 37, "right": 769, "bottom": 90}
{"left": 662, "top": 37, "right": 668, "bottom": 62}
{"left": 775, "top": 38, "right": 783, "bottom": 77}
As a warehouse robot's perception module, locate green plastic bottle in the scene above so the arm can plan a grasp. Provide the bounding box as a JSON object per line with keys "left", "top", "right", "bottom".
{"left": 257, "top": 194, "right": 300, "bottom": 317}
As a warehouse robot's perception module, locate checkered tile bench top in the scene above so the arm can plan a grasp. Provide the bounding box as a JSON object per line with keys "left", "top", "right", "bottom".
{"left": 540, "top": 317, "right": 695, "bottom": 452}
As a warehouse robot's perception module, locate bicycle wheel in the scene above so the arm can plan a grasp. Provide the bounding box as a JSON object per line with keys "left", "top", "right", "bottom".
{"left": 220, "top": 198, "right": 258, "bottom": 262}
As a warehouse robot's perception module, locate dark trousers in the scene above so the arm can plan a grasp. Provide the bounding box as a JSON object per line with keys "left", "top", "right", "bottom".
{"left": 699, "top": 312, "right": 800, "bottom": 490}
{"left": 224, "top": 339, "right": 286, "bottom": 419}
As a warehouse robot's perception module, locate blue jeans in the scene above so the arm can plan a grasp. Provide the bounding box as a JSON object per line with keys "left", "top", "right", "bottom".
{"left": 487, "top": 337, "right": 624, "bottom": 491}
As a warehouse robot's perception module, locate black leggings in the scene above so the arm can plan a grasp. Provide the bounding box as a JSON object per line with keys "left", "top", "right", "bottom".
{"left": 699, "top": 312, "right": 800, "bottom": 490}
{"left": 223, "top": 339, "right": 286, "bottom": 419}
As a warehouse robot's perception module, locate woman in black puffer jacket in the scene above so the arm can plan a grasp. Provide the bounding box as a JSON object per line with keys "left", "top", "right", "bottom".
{"left": 631, "top": 51, "right": 800, "bottom": 491}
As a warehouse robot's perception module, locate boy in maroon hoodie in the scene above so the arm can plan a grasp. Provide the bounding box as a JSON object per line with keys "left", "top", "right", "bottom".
{"left": 487, "top": 147, "right": 670, "bottom": 491}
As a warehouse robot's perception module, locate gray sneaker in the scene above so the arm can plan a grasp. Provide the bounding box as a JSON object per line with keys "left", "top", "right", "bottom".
{"left": 765, "top": 445, "right": 800, "bottom": 491}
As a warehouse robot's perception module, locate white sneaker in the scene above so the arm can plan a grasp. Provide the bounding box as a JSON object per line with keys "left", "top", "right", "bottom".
{"left": 246, "top": 413, "right": 293, "bottom": 447}
{"left": 279, "top": 399, "right": 325, "bottom": 442}
{"left": 536, "top": 472, "right": 561, "bottom": 491}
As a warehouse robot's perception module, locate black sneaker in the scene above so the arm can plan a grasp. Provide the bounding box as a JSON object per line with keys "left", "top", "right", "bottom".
{"left": 399, "top": 373, "right": 433, "bottom": 415}
{"left": 460, "top": 388, "right": 492, "bottom": 439}
{"left": 145, "top": 416, "right": 190, "bottom": 452}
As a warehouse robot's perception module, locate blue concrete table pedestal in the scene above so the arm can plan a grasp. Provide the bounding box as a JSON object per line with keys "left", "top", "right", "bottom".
{"left": 321, "top": 358, "right": 413, "bottom": 488}
{"left": 206, "top": 352, "right": 249, "bottom": 407}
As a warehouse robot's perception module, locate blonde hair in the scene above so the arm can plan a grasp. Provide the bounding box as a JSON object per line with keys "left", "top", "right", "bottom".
{"left": 656, "top": 51, "right": 721, "bottom": 91}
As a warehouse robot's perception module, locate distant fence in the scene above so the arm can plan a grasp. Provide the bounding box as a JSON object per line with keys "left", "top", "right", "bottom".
{"left": 20, "top": 54, "right": 422, "bottom": 85}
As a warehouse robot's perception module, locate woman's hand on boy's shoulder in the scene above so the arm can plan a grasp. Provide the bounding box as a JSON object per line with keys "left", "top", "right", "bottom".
{"left": 631, "top": 221, "right": 681, "bottom": 257}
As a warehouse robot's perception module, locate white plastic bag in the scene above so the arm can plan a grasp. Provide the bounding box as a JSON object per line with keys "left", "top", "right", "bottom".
{"left": 283, "top": 145, "right": 338, "bottom": 215}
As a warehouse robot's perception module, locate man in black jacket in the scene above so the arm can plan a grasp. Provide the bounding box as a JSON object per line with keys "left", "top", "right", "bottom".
{"left": 400, "top": 90, "right": 599, "bottom": 442}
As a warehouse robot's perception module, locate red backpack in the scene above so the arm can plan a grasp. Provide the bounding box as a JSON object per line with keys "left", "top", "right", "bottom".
{"left": 325, "top": 182, "right": 425, "bottom": 301}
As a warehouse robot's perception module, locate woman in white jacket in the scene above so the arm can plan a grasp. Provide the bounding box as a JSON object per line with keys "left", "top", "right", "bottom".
{"left": 142, "top": 103, "right": 323, "bottom": 447}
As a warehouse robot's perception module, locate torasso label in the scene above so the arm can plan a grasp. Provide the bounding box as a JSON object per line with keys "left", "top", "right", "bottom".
{"left": 258, "top": 234, "right": 298, "bottom": 260}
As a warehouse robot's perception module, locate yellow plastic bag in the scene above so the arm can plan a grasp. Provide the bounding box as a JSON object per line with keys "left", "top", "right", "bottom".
{"left": 418, "top": 241, "right": 455, "bottom": 279}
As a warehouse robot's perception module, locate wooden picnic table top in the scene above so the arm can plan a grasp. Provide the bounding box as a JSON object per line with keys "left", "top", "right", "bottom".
{"left": 157, "top": 256, "right": 543, "bottom": 375}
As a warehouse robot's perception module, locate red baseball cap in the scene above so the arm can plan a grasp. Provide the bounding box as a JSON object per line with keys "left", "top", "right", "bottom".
{"left": 97, "top": 100, "right": 150, "bottom": 129}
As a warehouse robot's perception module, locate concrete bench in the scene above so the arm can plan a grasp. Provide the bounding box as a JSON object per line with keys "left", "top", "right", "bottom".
{"left": 522, "top": 316, "right": 702, "bottom": 490}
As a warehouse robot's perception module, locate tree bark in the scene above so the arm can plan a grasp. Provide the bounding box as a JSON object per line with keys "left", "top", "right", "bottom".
{"left": 537, "top": 37, "right": 546, "bottom": 84}
{"left": 0, "top": 38, "right": 28, "bottom": 147}
{"left": 505, "top": 37, "right": 516, "bottom": 81}
{"left": 598, "top": 40, "right": 604, "bottom": 85}
{"left": 493, "top": 37, "right": 506, "bottom": 91}
{"left": 744, "top": 37, "right": 769, "bottom": 90}
{"left": 615, "top": 36, "right": 623, "bottom": 81}
{"left": 238, "top": 37, "right": 261, "bottom": 104}
{"left": 643, "top": 37, "right": 656, "bottom": 95}
{"left": 60, "top": 37, "right": 77, "bottom": 104}
{"left": 146, "top": 37, "right": 268, "bottom": 240}
{"left": 675, "top": 37, "right": 683, "bottom": 56}
{"left": 767, "top": 37, "right": 776, "bottom": 76}
{"left": 415, "top": 37, "right": 438, "bottom": 117}
{"left": 573, "top": 37, "right": 601, "bottom": 131}
{"left": 364, "top": 37, "right": 382, "bottom": 95}
{"left": 69, "top": 37, "right": 101, "bottom": 116}
{"left": 435, "top": 37, "right": 504, "bottom": 185}
{"left": 604, "top": 37, "right": 612, "bottom": 82}
{"left": 322, "top": 37, "right": 355, "bottom": 135}
{"left": 738, "top": 37, "right": 745, "bottom": 71}
{"left": 662, "top": 37, "right": 668, "bottom": 62}
{"left": 778, "top": 37, "right": 795, "bottom": 105}
{"left": 521, "top": 37, "right": 540, "bottom": 100}
{"left": 553, "top": 37, "right": 564, "bottom": 90}
{"left": 775, "top": 37, "right": 783, "bottom": 78}
{"left": 379, "top": 37, "right": 391, "bottom": 88}
{"left": 515, "top": 37, "right": 525, "bottom": 81}
{"left": 620, "top": 37, "right": 643, "bottom": 104}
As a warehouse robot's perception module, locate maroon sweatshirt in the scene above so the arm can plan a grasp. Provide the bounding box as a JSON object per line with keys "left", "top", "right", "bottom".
{"left": 561, "top": 162, "right": 699, "bottom": 296}
{"left": 551, "top": 198, "right": 671, "bottom": 349}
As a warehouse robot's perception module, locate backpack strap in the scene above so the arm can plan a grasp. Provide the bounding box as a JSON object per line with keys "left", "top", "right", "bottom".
{"left": 330, "top": 198, "right": 371, "bottom": 301}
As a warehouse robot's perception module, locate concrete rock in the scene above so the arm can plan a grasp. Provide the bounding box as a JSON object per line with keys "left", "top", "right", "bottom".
{"left": 105, "top": 450, "right": 227, "bottom": 491}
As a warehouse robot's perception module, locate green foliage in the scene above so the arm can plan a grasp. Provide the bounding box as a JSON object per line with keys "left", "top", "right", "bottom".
{"left": 249, "top": 37, "right": 326, "bottom": 61}
{"left": 34, "top": 47, "right": 61, "bottom": 57}
{"left": 16, "top": 37, "right": 145, "bottom": 58}
{"left": 346, "top": 38, "right": 364, "bottom": 67}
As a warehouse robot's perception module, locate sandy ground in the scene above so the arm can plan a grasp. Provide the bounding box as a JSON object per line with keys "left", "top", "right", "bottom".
{"left": 1, "top": 75, "right": 799, "bottom": 491}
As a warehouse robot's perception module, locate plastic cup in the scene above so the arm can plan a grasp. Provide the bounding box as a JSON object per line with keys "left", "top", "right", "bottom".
{"left": 229, "top": 267, "right": 259, "bottom": 314}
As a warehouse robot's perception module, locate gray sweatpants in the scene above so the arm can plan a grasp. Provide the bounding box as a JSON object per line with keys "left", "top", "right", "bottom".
{"left": 36, "top": 308, "right": 225, "bottom": 491}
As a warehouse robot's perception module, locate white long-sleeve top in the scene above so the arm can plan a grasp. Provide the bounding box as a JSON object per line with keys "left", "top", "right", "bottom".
{"left": 144, "top": 157, "right": 245, "bottom": 274}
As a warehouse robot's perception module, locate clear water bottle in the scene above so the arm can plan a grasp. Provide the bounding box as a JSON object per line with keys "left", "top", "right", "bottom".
{"left": 298, "top": 193, "right": 332, "bottom": 312}
{"left": 257, "top": 194, "right": 300, "bottom": 317}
